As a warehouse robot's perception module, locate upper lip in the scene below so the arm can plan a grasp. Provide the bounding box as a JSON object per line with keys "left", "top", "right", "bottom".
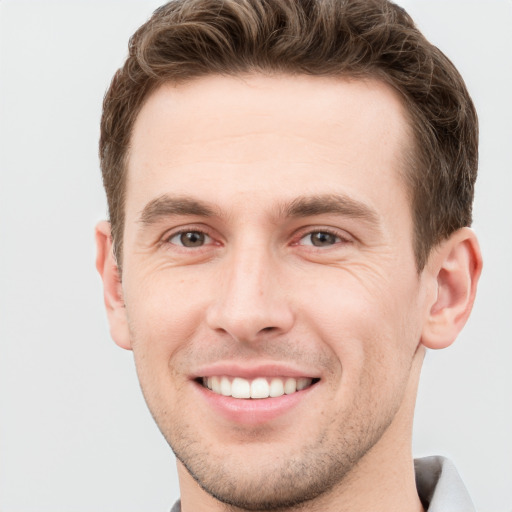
{"left": 191, "top": 362, "right": 321, "bottom": 380}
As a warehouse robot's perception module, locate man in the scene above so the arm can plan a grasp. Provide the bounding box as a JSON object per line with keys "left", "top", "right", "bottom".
{"left": 95, "top": 0, "right": 482, "bottom": 510}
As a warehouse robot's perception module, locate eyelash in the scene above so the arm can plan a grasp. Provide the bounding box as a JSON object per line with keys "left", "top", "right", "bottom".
{"left": 163, "top": 227, "right": 216, "bottom": 250}
{"left": 293, "top": 228, "right": 351, "bottom": 249}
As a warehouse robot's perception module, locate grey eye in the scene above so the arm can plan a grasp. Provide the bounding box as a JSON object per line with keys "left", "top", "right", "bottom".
{"left": 301, "top": 231, "right": 340, "bottom": 247}
{"left": 169, "top": 231, "right": 210, "bottom": 247}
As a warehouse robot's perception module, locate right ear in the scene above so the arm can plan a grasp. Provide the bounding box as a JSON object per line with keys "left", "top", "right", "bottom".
{"left": 95, "top": 221, "right": 132, "bottom": 350}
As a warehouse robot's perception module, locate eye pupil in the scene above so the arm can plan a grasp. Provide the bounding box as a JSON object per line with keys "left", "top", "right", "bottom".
{"left": 311, "top": 232, "right": 337, "bottom": 246}
{"left": 180, "top": 231, "right": 205, "bottom": 247}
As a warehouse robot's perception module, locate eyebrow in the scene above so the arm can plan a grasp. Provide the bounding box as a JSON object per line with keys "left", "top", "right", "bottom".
{"left": 139, "top": 195, "right": 217, "bottom": 225}
{"left": 138, "top": 193, "right": 380, "bottom": 227}
{"left": 283, "top": 194, "right": 380, "bottom": 226}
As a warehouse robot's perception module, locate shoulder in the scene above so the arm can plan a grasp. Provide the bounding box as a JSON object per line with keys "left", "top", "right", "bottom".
{"left": 415, "top": 456, "right": 476, "bottom": 512}
{"left": 170, "top": 499, "right": 181, "bottom": 512}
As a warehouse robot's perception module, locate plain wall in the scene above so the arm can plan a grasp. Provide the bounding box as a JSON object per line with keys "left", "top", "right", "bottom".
{"left": 0, "top": 1, "right": 510, "bottom": 511}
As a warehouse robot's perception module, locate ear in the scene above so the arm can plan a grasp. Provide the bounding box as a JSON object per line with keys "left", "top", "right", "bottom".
{"left": 421, "top": 227, "right": 482, "bottom": 350}
{"left": 95, "top": 221, "right": 132, "bottom": 350}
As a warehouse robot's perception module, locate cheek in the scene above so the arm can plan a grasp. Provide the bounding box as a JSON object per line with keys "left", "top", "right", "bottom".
{"left": 300, "top": 266, "right": 392, "bottom": 336}
{"left": 124, "top": 269, "right": 208, "bottom": 362}
{"left": 123, "top": 276, "right": 202, "bottom": 419}
{"left": 300, "top": 265, "right": 421, "bottom": 377}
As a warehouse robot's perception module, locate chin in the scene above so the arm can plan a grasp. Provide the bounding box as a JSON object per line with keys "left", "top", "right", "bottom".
{"left": 168, "top": 419, "right": 385, "bottom": 511}
{"left": 179, "top": 452, "right": 340, "bottom": 511}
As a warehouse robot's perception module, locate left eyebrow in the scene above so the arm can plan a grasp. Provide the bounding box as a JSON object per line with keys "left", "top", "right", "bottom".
{"left": 282, "top": 194, "right": 380, "bottom": 226}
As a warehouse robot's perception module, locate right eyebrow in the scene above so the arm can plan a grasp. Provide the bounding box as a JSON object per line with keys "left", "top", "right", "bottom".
{"left": 138, "top": 194, "right": 217, "bottom": 225}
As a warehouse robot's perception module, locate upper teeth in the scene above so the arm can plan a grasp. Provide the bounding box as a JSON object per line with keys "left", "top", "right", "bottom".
{"left": 202, "top": 376, "right": 313, "bottom": 399}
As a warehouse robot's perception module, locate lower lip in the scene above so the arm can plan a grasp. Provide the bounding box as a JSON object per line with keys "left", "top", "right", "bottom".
{"left": 193, "top": 381, "right": 317, "bottom": 425}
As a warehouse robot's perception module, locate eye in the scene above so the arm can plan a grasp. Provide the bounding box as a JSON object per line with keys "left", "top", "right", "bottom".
{"left": 168, "top": 231, "right": 212, "bottom": 248}
{"left": 299, "top": 231, "right": 343, "bottom": 247}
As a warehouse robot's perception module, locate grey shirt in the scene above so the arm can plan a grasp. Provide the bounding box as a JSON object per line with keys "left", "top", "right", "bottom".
{"left": 415, "top": 456, "right": 476, "bottom": 511}
{"left": 171, "top": 456, "right": 475, "bottom": 512}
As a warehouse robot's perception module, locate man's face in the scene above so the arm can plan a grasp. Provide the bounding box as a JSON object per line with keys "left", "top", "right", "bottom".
{"left": 119, "top": 75, "right": 431, "bottom": 509}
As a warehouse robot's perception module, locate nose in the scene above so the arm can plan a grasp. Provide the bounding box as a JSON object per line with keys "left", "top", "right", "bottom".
{"left": 206, "top": 242, "right": 294, "bottom": 344}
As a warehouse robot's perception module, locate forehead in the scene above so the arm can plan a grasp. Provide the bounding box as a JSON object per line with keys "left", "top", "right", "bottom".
{"left": 126, "top": 74, "right": 412, "bottom": 224}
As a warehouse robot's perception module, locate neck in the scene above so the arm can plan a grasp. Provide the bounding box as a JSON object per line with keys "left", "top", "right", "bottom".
{"left": 178, "top": 348, "right": 426, "bottom": 512}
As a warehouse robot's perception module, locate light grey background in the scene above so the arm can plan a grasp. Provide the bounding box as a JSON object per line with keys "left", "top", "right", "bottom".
{"left": 0, "top": 1, "right": 510, "bottom": 511}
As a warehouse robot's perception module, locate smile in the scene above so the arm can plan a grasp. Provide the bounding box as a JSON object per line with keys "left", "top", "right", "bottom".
{"left": 201, "top": 376, "right": 319, "bottom": 399}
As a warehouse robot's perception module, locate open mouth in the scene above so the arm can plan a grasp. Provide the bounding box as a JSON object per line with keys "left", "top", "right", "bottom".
{"left": 198, "top": 376, "right": 320, "bottom": 399}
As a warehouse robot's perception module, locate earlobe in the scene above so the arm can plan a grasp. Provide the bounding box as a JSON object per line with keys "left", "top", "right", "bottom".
{"left": 95, "top": 221, "right": 132, "bottom": 350}
{"left": 421, "top": 228, "right": 482, "bottom": 350}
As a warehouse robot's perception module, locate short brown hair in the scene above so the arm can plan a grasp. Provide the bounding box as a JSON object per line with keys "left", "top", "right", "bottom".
{"left": 100, "top": 0, "right": 478, "bottom": 270}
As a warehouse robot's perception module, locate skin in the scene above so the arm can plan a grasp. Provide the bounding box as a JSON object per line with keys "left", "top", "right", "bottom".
{"left": 96, "top": 74, "right": 482, "bottom": 512}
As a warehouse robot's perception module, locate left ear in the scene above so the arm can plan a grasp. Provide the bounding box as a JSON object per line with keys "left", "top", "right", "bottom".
{"left": 421, "top": 227, "right": 482, "bottom": 350}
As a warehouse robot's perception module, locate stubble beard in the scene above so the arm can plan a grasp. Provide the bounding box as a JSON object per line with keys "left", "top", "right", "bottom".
{"left": 129, "top": 328, "right": 413, "bottom": 511}
{"left": 163, "top": 409, "right": 394, "bottom": 512}
{"left": 133, "top": 349, "right": 405, "bottom": 511}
